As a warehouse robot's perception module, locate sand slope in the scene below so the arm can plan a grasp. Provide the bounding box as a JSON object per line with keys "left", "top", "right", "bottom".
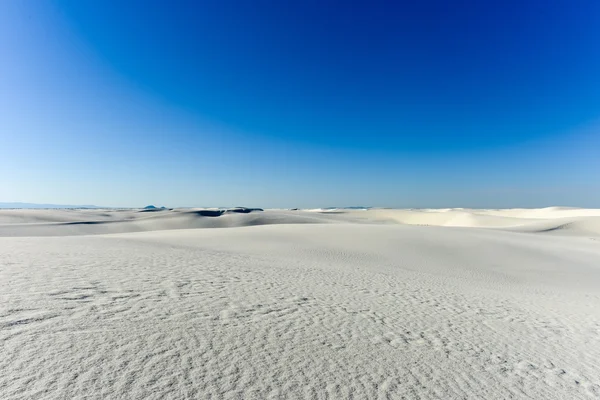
{"left": 1, "top": 208, "right": 599, "bottom": 399}
{"left": 0, "top": 209, "right": 364, "bottom": 237}
{"left": 1, "top": 207, "right": 600, "bottom": 237}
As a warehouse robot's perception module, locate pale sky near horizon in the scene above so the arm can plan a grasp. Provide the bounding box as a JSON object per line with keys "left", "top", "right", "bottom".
{"left": 1, "top": 1, "right": 599, "bottom": 208}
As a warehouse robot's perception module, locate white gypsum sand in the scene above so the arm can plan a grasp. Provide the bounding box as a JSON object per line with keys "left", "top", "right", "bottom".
{"left": 1, "top": 207, "right": 599, "bottom": 399}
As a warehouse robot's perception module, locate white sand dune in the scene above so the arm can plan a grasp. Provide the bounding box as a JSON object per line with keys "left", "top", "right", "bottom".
{"left": 1, "top": 208, "right": 599, "bottom": 399}
{"left": 0, "top": 209, "right": 364, "bottom": 237}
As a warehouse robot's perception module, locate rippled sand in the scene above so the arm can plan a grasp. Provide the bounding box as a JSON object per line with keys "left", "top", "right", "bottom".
{"left": 1, "top": 208, "right": 599, "bottom": 399}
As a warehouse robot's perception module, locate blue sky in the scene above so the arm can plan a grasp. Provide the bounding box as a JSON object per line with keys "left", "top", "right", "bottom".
{"left": 1, "top": 0, "right": 599, "bottom": 208}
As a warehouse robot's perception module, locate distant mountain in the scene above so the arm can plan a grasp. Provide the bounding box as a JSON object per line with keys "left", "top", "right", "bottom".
{"left": 140, "top": 205, "right": 170, "bottom": 212}
{"left": 0, "top": 202, "right": 102, "bottom": 209}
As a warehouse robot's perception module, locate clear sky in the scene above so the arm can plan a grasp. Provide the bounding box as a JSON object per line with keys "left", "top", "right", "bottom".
{"left": 1, "top": 0, "right": 599, "bottom": 208}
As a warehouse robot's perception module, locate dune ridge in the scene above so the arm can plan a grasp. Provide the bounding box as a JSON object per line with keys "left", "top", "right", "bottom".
{"left": 0, "top": 207, "right": 599, "bottom": 237}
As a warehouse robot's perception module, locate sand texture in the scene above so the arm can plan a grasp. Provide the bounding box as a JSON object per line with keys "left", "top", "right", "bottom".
{"left": 1, "top": 208, "right": 599, "bottom": 399}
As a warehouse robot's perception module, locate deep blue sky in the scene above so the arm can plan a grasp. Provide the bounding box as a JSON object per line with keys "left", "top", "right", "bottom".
{"left": 1, "top": 0, "right": 599, "bottom": 208}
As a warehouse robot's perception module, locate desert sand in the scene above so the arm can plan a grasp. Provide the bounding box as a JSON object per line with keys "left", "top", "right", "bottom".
{"left": 1, "top": 207, "right": 599, "bottom": 399}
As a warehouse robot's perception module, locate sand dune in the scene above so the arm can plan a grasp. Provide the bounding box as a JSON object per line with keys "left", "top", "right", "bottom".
{"left": 0, "top": 209, "right": 360, "bottom": 237}
{"left": 1, "top": 208, "right": 599, "bottom": 398}
{"left": 1, "top": 207, "right": 599, "bottom": 237}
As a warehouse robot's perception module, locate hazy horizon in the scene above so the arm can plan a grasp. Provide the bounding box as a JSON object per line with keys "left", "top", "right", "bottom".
{"left": 1, "top": 201, "right": 598, "bottom": 211}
